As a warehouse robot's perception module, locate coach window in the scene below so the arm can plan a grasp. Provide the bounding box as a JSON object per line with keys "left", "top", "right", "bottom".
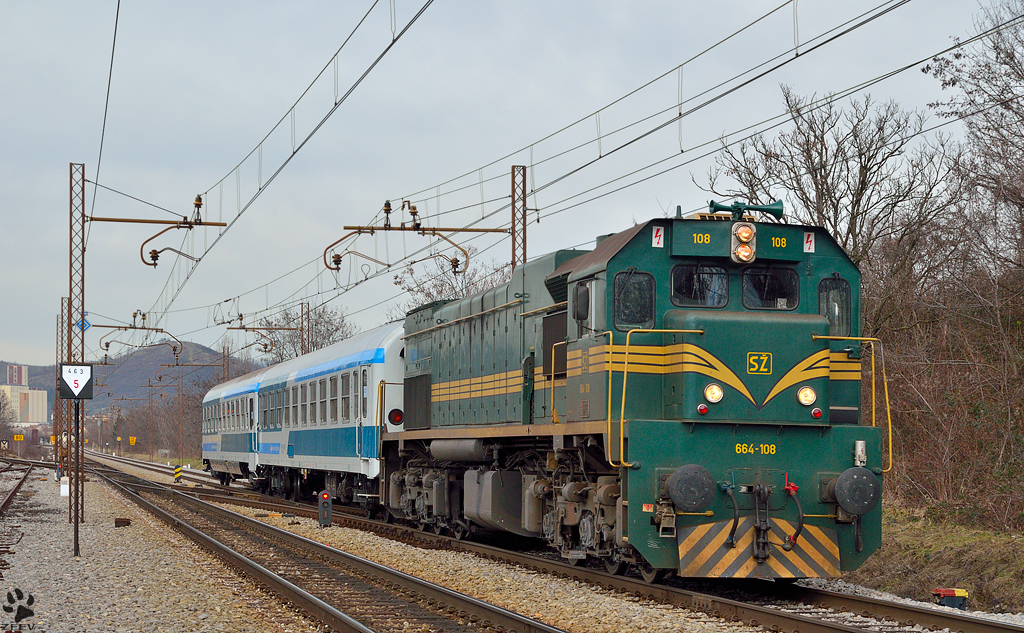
{"left": 362, "top": 369, "right": 369, "bottom": 419}
{"left": 319, "top": 379, "right": 327, "bottom": 424}
{"left": 329, "top": 377, "right": 338, "bottom": 423}
{"left": 353, "top": 371, "right": 360, "bottom": 419}
{"left": 292, "top": 386, "right": 299, "bottom": 427}
{"left": 671, "top": 264, "right": 728, "bottom": 307}
{"left": 301, "top": 384, "right": 308, "bottom": 426}
{"left": 284, "top": 389, "right": 291, "bottom": 427}
{"left": 276, "top": 390, "right": 282, "bottom": 428}
{"left": 819, "top": 276, "right": 852, "bottom": 337}
{"left": 742, "top": 267, "right": 799, "bottom": 310}
{"left": 341, "top": 374, "right": 351, "bottom": 421}
{"left": 310, "top": 382, "right": 317, "bottom": 424}
{"left": 613, "top": 268, "right": 655, "bottom": 331}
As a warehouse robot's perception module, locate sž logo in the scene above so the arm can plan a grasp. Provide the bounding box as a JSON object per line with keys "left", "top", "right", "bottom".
{"left": 3, "top": 588, "right": 34, "bottom": 623}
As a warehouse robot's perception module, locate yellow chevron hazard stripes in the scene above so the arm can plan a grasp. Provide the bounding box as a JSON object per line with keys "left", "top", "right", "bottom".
{"left": 428, "top": 344, "right": 859, "bottom": 405}
{"left": 677, "top": 517, "right": 840, "bottom": 578}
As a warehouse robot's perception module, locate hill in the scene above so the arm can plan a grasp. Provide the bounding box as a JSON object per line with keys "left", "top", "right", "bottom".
{"left": 2, "top": 342, "right": 259, "bottom": 415}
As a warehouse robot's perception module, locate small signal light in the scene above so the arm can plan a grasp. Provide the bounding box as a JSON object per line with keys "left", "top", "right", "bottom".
{"left": 697, "top": 403, "right": 708, "bottom": 415}
{"left": 388, "top": 408, "right": 404, "bottom": 425}
{"left": 321, "top": 491, "right": 330, "bottom": 500}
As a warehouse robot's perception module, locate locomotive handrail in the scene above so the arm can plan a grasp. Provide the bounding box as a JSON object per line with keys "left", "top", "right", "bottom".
{"left": 619, "top": 328, "right": 704, "bottom": 468}
{"left": 812, "top": 336, "right": 894, "bottom": 474}
{"left": 519, "top": 301, "right": 567, "bottom": 319}
{"left": 599, "top": 331, "right": 622, "bottom": 468}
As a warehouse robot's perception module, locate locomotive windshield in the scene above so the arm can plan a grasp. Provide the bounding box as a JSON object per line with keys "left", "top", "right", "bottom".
{"left": 671, "top": 264, "right": 728, "bottom": 307}
{"left": 741, "top": 267, "right": 799, "bottom": 310}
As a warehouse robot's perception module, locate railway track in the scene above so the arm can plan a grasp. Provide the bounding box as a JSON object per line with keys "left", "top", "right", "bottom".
{"left": 85, "top": 450, "right": 218, "bottom": 487}
{"left": 0, "top": 461, "right": 34, "bottom": 515}
{"left": 92, "top": 457, "right": 1024, "bottom": 633}
{"left": 90, "top": 462, "right": 567, "bottom": 633}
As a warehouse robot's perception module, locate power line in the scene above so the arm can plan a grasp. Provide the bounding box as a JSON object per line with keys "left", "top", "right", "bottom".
{"left": 144, "top": 0, "right": 436, "bottom": 330}
{"left": 153, "top": 0, "right": 919, "bottom": 326}
{"left": 85, "top": 0, "right": 122, "bottom": 249}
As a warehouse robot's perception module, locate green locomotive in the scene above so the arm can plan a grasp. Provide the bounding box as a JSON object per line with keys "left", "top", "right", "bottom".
{"left": 386, "top": 200, "right": 885, "bottom": 581}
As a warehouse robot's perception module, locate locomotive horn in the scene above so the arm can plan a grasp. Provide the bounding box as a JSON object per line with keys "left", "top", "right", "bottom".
{"left": 708, "top": 199, "right": 785, "bottom": 221}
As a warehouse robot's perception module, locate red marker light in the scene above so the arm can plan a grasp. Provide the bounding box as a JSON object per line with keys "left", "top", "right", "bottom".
{"left": 321, "top": 492, "right": 329, "bottom": 500}
{"left": 388, "top": 408, "right": 404, "bottom": 424}
{"left": 811, "top": 408, "right": 822, "bottom": 419}
{"left": 697, "top": 403, "right": 708, "bottom": 415}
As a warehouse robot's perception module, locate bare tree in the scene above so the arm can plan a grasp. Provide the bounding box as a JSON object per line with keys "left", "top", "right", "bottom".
{"left": 259, "top": 305, "right": 357, "bottom": 363}
{"left": 925, "top": 0, "right": 1024, "bottom": 266}
{"left": 0, "top": 391, "right": 16, "bottom": 436}
{"left": 388, "top": 246, "right": 513, "bottom": 319}
{"left": 703, "top": 87, "right": 965, "bottom": 334}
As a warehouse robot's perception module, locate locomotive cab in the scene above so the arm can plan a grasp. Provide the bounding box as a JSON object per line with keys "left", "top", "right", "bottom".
{"left": 552, "top": 203, "right": 883, "bottom": 579}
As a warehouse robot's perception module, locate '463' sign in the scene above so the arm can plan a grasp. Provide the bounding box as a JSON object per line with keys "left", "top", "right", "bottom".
{"left": 59, "top": 364, "right": 93, "bottom": 399}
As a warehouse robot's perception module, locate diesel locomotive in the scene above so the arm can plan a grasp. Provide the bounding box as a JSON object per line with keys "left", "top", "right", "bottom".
{"left": 202, "top": 200, "right": 887, "bottom": 582}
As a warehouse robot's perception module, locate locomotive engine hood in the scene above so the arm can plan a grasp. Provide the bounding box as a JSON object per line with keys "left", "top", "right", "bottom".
{"left": 661, "top": 309, "right": 833, "bottom": 425}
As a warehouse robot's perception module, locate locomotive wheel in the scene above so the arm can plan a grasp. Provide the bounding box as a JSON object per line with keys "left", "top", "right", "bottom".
{"left": 638, "top": 561, "right": 668, "bottom": 584}
{"left": 604, "top": 558, "right": 628, "bottom": 576}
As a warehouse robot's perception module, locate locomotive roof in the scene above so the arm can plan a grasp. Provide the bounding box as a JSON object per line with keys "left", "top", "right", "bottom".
{"left": 547, "top": 221, "right": 649, "bottom": 283}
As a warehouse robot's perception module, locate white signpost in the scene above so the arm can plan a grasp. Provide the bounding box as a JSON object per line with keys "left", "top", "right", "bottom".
{"left": 60, "top": 365, "right": 92, "bottom": 399}
{"left": 59, "top": 363, "right": 92, "bottom": 557}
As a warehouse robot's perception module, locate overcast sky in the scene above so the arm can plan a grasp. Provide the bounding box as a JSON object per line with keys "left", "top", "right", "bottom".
{"left": 1, "top": 0, "right": 983, "bottom": 368}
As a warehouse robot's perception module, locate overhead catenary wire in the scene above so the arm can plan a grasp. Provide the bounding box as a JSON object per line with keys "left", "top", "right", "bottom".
{"left": 85, "top": 0, "right": 122, "bottom": 249}
{"left": 155, "top": 0, "right": 926, "bottom": 327}
{"left": 128, "top": 0, "right": 1004, "bottom": 365}
{"left": 143, "top": 0, "right": 436, "bottom": 332}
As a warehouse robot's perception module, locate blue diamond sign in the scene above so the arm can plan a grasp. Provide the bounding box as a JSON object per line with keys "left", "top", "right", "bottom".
{"left": 76, "top": 318, "right": 90, "bottom": 332}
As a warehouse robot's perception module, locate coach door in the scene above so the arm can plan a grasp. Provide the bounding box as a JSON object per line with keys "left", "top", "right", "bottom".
{"left": 356, "top": 365, "right": 370, "bottom": 459}
{"left": 249, "top": 396, "right": 260, "bottom": 470}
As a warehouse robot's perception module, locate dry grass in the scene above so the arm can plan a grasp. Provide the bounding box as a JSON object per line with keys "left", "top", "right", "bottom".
{"left": 845, "top": 497, "right": 1024, "bottom": 612}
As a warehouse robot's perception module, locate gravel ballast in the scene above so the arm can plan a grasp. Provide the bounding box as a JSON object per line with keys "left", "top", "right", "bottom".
{"left": 0, "top": 472, "right": 322, "bottom": 633}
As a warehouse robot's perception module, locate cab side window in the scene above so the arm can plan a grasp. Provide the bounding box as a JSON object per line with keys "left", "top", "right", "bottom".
{"left": 613, "top": 269, "right": 655, "bottom": 330}
{"left": 818, "top": 276, "right": 852, "bottom": 336}
{"left": 671, "top": 264, "right": 728, "bottom": 307}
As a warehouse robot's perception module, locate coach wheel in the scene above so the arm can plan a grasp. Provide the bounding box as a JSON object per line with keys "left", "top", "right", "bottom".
{"left": 433, "top": 523, "right": 446, "bottom": 536}
{"left": 568, "top": 554, "right": 588, "bottom": 567}
{"left": 638, "top": 561, "right": 668, "bottom": 584}
{"left": 451, "top": 524, "right": 469, "bottom": 541}
{"left": 604, "top": 558, "right": 628, "bottom": 576}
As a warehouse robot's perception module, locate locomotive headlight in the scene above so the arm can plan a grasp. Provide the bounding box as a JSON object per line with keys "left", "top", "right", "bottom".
{"left": 734, "top": 243, "right": 755, "bottom": 262}
{"left": 704, "top": 383, "right": 724, "bottom": 403}
{"left": 734, "top": 223, "right": 755, "bottom": 243}
{"left": 797, "top": 386, "right": 816, "bottom": 406}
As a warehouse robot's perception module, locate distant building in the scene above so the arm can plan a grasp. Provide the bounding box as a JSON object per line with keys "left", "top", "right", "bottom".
{"left": 1, "top": 366, "right": 47, "bottom": 427}
{"left": 6, "top": 365, "right": 27, "bottom": 386}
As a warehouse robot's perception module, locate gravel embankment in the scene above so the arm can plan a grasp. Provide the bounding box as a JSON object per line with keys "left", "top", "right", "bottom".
{"left": 216, "top": 501, "right": 759, "bottom": 633}
{"left": 0, "top": 472, "right": 323, "bottom": 633}
{"left": 800, "top": 578, "right": 1024, "bottom": 627}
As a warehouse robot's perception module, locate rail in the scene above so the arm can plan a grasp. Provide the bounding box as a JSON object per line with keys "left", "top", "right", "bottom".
{"left": 0, "top": 465, "right": 33, "bottom": 514}
{"left": 91, "top": 458, "right": 1022, "bottom": 633}
{"left": 101, "top": 468, "right": 567, "bottom": 633}
{"left": 813, "top": 335, "right": 894, "bottom": 474}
